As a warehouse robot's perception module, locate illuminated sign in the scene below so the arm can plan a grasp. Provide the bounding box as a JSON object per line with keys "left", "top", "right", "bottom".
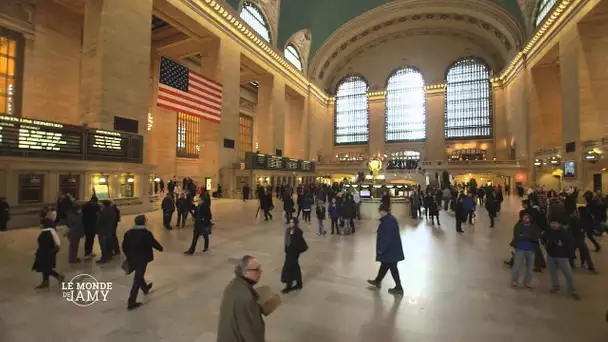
{"left": 244, "top": 152, "right": 315, "bottom": 172}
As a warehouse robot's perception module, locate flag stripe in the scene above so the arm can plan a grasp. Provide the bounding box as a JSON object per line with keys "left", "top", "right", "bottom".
{"left": 158, "top": 84, "right": 222, "bottom": 112}
{"left": 158, "top": 100, "right": 221, "bottom": 123}
{"left": 156, "top": 57, "right": 223, "bottom": 124}
{"left": 157, "top": 93, "right": 221, "bottom": 116}
{"left": 190, "top": 72, "right": 223, "bottom": 93}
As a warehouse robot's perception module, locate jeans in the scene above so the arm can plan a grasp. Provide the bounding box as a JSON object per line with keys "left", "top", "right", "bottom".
{"left": 467, "top": 211, "right": 474, "bottom": 224}
{"left": 163, "top": 211, "right": 173, "bottom": 229}
{"left": 285, "top": 210, "right": 292, "bottom": 224}
{"left": 177, "top": 210, "right": 188, "bottom": 227}
{"left": 443, "top": 198, "right": 450, "bottom": 211}
{"left": 303, "top": 211, "right": 311, "bottom": 222}
{"left": 128, "top": 263, "right": 149, "bottom": 304}
{"left": 375, "top": 262, "right": 402, "bottom": 289}
{"left": 187, "top": 230, "right": 209, "bottom": 252}
{"left": 317, "top": 219, "right": 324, "bottom": 234}
{"left": 512, "top": 250, "right": 534, "bottom": 284}
{"left": 431, "top": 214, "right": 440, "bottom": 225}
{"left": 547, "top": 256, "right": 577, "bottom": 293}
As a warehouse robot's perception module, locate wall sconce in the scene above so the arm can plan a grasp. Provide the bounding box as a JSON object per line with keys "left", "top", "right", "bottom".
{"left": 265, "top": 177, "right": 270, "bottom": 181}
{"left": 99, "top": 177, "right": 107, "bottom": 184}
{"left": 154, "top": 177, "right": 161, "bottom": 182}
{"left": 127, "top": 177, "right": 135, "bottom": 183}
{"left": 148, "top": 113, "right": 154, "bottom": 131}
{"left": 534, "top": 159, "right": 542, "bottom": 167}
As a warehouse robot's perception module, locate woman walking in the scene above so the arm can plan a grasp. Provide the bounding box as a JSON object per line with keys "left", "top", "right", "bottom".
{"left": 33, "top": 208, "right": 65, "bottom": 289}
{"left": 281, "top": 218, "right": 308, "bottom": 293}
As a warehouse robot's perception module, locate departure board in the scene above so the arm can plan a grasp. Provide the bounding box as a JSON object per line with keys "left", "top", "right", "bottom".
{"left": 0, "top": 115, "right": 83, "bottom": 157}
{"left": 244, "top": 152, "right": 315, "bottom": 172}
{"left": 86, "top": 129, "right": 143, "bottom": 163}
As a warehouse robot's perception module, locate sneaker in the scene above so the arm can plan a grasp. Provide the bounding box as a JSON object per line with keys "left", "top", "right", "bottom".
{"left": 367, "top": 279, "right": 381, "bottom": 288}
{"left": 127, "top": 302, "right": 143, "bottom": 311}
{"left": 571, "top": 293, "right": 581, "bottom": 301}
{"left": 183, "top": 251, "right": 194, "bottom": 255}
{"left": 511, "top": 281, "right": 518, "bottom": 288}
{"left": 35, "top": 280, "right": 50, "bottom": 289}
{"left": 550, "top": 287, "right": 559, "bottom": 294}
{"left": 388, "top": 287, "right": 404, "bottom": 295}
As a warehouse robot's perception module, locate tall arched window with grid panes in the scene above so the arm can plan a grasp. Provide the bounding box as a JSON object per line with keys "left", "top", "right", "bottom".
{"left": 334, "top": 76, "right": 369, "bottom": 145}
{"left": 444, "top": 58, "right": 492, "bottom": 140}
{"left": 385, "top": 67, "right": 426, "bottom": 142}
{"left": 0, "top": 27, "right": 23, "bottom": 115}
{"left": 535, "top": 0, "right": 558, "bottom": 27}
{"left": 284, "top": 44, "right": 303, "bottom": 71}
{"left": 239, "top": 2, "right": 271, "bottom": 43}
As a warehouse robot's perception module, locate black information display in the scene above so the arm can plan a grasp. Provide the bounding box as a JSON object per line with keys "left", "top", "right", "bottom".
{"left": 0, "top": 115, "right": 83, "bottom": 158}
{"left": 245, "top": 152, "right": 315, "bottom": 172}
{"left": 0, "top": 115, "right": 143, "bottom": 163}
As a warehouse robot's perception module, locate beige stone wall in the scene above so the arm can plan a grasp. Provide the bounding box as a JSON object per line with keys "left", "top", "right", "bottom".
{"left": 504, "top": 68, "right": 530, "bottom": 162}
{"left": 529, "top": 64, "right": 562, "bottom": 153}
{"left": 21, "top": 1, "right": 83, "bottom": 124}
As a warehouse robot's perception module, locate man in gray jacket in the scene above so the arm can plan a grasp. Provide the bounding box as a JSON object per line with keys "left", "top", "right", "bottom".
{"left": 217, "top": 255, "right": 265, "bottom": 342}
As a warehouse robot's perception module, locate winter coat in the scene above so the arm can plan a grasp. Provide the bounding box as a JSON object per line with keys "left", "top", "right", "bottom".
{"left": 462, "top": 196, "right": 475, "bottom": 211}
{"left": 455, "top": 200, "right": 465, "bottom": 222}
{"left": 122, "top": 225, "right": 163, "bottom": 267}
{"left": 316, "top": 206, "right": 326, "bottom": 220}
{"left": 176, "top": 197, "right": 190, "bottom": 212}
{"left": 162, "top": 196, "right": 175, "bottom": 212}
{"left": 283, "top": 197, "right": 295, "bottom": 212}
{"left": 217, "top": 276, "right": 265, "bottom": 342}
{"left": 341, "top": 200, "right": 356, "bottom": 219}
{"left": 302, "top": 197, "right": 313, "bottom": 211}
{"left": 542, "top": 228, "right": 575, "bottom": 258}
{"left": 485, "top": 196, "right": 497, "bottom": 218}
{"left": 82, "top": 201, "right": 100, "bottom": 228}
{"left": 96, "top": 207, "right": 116, "bottom": 237}
{"left": 261, "top": 193, "right": 274, "bottom": 210}
{"left": 328, "top": 204, "right": 339, "bottom": 220}
{"left": 281, "top": 227, "right": 306, "bottom": 283}
{"left": 66, "top": 211, "right": 85, "bottom": 240}
{"left": 32, "top": 219, "right": 60, "bottom": 273}
{"left": 375, "top": 214, "right": 404, "bottom": 263}
{"left": 510, "top": 222, "right": 541, "bottom": 248}
{"left": 194, "top": 203, "right": 212, "bottom": 234}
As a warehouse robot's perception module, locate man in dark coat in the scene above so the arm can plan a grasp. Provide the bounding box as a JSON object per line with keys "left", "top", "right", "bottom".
{"left": 261, "top": 189, "right": 274, "bottom": 221}
{"left": 183, "top": 197, "right": 212, "bottom": 255}
{"left": 542, "top": 219, "right": 580, "bottom": 300}
{"left": 122, "top": 215, "right": 163, "bottom": 310}
{"left": 176, "top": 193, "right": 190, "bottom": 228}
{"left": 161, "top": 192, "right": 175, "bottom": 230}
{"left": 485, "top": 192, "right": 497, "bottom": 228}
{"left": 242, "top": 184, "right": 250, "bottom": 202}
{"left": 341, "top": 196, "right": 357, "bottom": 234}
{"left": 96, "top": 200, "right": 116, "bottom": 264}
{"left": 0, "top": 197, "right": 9, "bottom": 231}
{"left": 455, "top": 194, "right": 465, "bottom": 233}
{"left": 217, "top": 255, "right": 265, "bottom": 342}
{"left": 55, "top": 193, "right": 73, "bottom": 225}
{"left": 67, "top": 205, "right": 85, "bottom": 263}
{"left": 82, "top": 196, "right": 100, "bottom": 259}
{"left": 367, "top": 203, "right": 404, "bottom": 295}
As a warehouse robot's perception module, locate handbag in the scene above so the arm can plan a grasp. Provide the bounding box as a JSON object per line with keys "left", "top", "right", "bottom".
{"left": 300, "top": 237, "right": 309, "bottom": 254}
{"left": 122, "top": 260, "right": 134, "bottom": 274}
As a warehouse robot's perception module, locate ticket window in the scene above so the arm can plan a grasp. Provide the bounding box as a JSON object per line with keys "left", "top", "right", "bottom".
{"left": 120, "top": 174, "right": 135, "bottom": 198}
{"left": 59, "top": 175, "right": 80, "bottom": 200}
{"left": 92, "top": 174, "right": 110, "bottom": 200}
{"left": 19, "top": 174, "right": 45, "bottom": 204}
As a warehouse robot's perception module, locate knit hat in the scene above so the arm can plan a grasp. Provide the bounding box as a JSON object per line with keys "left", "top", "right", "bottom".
{"left": 134, "top": 215, "right": 147, "bottom": 225}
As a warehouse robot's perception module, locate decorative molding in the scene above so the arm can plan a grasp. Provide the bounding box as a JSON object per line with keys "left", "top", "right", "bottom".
{"left": 0, "top": 0, "right": 36, "bottom": 39}
{"left": 239, "top": 97, "right": 256, "bottom": 113}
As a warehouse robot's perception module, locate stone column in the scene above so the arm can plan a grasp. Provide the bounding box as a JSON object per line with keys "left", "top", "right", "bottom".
{"left": 559, "top": 26, "right": 584, "bottom": 189}
{"left": 368, "top": 99, "right": 385, "bottom": 158}
{"left": 493, "top": 86, "right": 509, "bottom": 160}
{"left": 425, "top": 90, "right": 446, "bottom": 161}
{"left": 257, "top": 76, "right": 285, "bottom": 155}
{"left": 80, "top": 0, "right": 152, "bottom": 134}
{"left": 215, "top": 40, "right": 241, "bottom": 170}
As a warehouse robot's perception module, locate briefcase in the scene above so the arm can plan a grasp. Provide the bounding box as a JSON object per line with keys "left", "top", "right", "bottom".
{"left": 256, "top": 285, "right": 282, "bottom": 316}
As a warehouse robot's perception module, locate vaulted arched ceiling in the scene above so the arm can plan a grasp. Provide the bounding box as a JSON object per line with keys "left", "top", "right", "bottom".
{"left": 225, "top": 0, "right": 529, "bottom": 58}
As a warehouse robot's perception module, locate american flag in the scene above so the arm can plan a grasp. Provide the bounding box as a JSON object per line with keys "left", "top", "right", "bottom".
{"left": 157, "top": 57, "right": 223, "bottom": 123}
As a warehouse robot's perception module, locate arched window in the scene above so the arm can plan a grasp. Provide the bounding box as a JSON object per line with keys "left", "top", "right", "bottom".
{"left": 335, "top": 76, "right": 369, "bottom": 145}
{"left": 385, "top": 67, "right": 426, "bottom": 142}
{"left": 445, "top": 58, "right": 492, "bottom": 139}
{"left": 535, "top": 0, "right": 558, "bottom": 27}
{"left": 284, "top": 44, "right": 303, "bottom": 71}
{"left": 239, "top": 1, "right": 271, "bottom": 42}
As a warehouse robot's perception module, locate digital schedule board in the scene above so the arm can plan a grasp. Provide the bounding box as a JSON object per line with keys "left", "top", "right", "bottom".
{"left": 0, "top": 115, "right": 143, "bottom": 163}
{"left": 245, "top": 152, "right": 315, "bottom": 172}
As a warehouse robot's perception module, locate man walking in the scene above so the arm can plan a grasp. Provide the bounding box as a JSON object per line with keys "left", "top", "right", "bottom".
{"left": 217, "top": 255, "right": 265, "bottom": 342}
{"left": 183, "top": 197, "right": 212, "bottom": 255}
{"left": 82, "top": 196, "right": 100, "bottom": 260}
{"left": 176, "top": 193, "right": 190, "bottom": 228}
{"left": 367, "top": 204, "right": 404, "bottom": 295}
{"left": 122, "top": 215, "right": 164, "bottom": 310}
{"left": 161, "top": 192, "right": 175, "bottom": 230}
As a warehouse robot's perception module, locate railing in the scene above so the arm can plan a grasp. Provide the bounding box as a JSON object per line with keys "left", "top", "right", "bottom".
{"left": 447, "top": 160, "right": 522, "bottom": 166}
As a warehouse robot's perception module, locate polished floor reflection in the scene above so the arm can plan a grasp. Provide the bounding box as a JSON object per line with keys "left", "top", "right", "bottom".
{"left": 0, "top": 197, "right": 607, "bottom": 341}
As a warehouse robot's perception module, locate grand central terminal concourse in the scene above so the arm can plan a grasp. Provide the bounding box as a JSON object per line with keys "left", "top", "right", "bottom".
{"left": 1, "top": 0, "right": 608, "bottom": 341}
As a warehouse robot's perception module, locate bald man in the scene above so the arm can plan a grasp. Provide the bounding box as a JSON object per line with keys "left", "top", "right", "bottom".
{"left": 217, "top": 256, "right": 265, "bottom": 342}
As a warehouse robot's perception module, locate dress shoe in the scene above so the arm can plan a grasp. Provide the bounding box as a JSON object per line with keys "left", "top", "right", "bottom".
{"left": 367, "top": 279, "right": 381, "bottom": 288}
{"left": 35, "top": 280, "right": 50, "bottom": 289}
{"left": 127, "top": 302, "right": 143, "bottom": 311}
{"left": 183, "top": 251, "right": 194, "bottom": 255}
{"left": 388, "top": 287, "right": 404, "bottom": 295}
{"left": 143, "top": 283, "right": 153, "bottom": 295}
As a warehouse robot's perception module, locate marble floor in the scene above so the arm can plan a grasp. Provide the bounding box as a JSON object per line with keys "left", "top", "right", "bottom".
{"left": 0, "top": 197, "right": 607, "bottom": 341}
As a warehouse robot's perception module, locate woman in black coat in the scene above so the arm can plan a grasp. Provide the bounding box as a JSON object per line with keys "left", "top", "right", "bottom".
{"left": 281, "top": 218, "right": 307, "bottom": 293}
{"left": 485, "top": 192, "right": 497, "bottom": 228}
{"left": 283, "top": 195, "right": 295, "bottom": 224}
{"left": 32, "top": 209, "right": 65, "bottom": 289}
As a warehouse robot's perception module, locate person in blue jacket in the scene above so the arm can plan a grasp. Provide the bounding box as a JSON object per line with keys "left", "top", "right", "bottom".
{"left": 328, "top": 198, "right": 340, "bottom": 235}
{"left": 462, "top": 192, "right": 476, "bottom": 224}
{"left": 367, "top": 203, "right": 404, "bottom": 295}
